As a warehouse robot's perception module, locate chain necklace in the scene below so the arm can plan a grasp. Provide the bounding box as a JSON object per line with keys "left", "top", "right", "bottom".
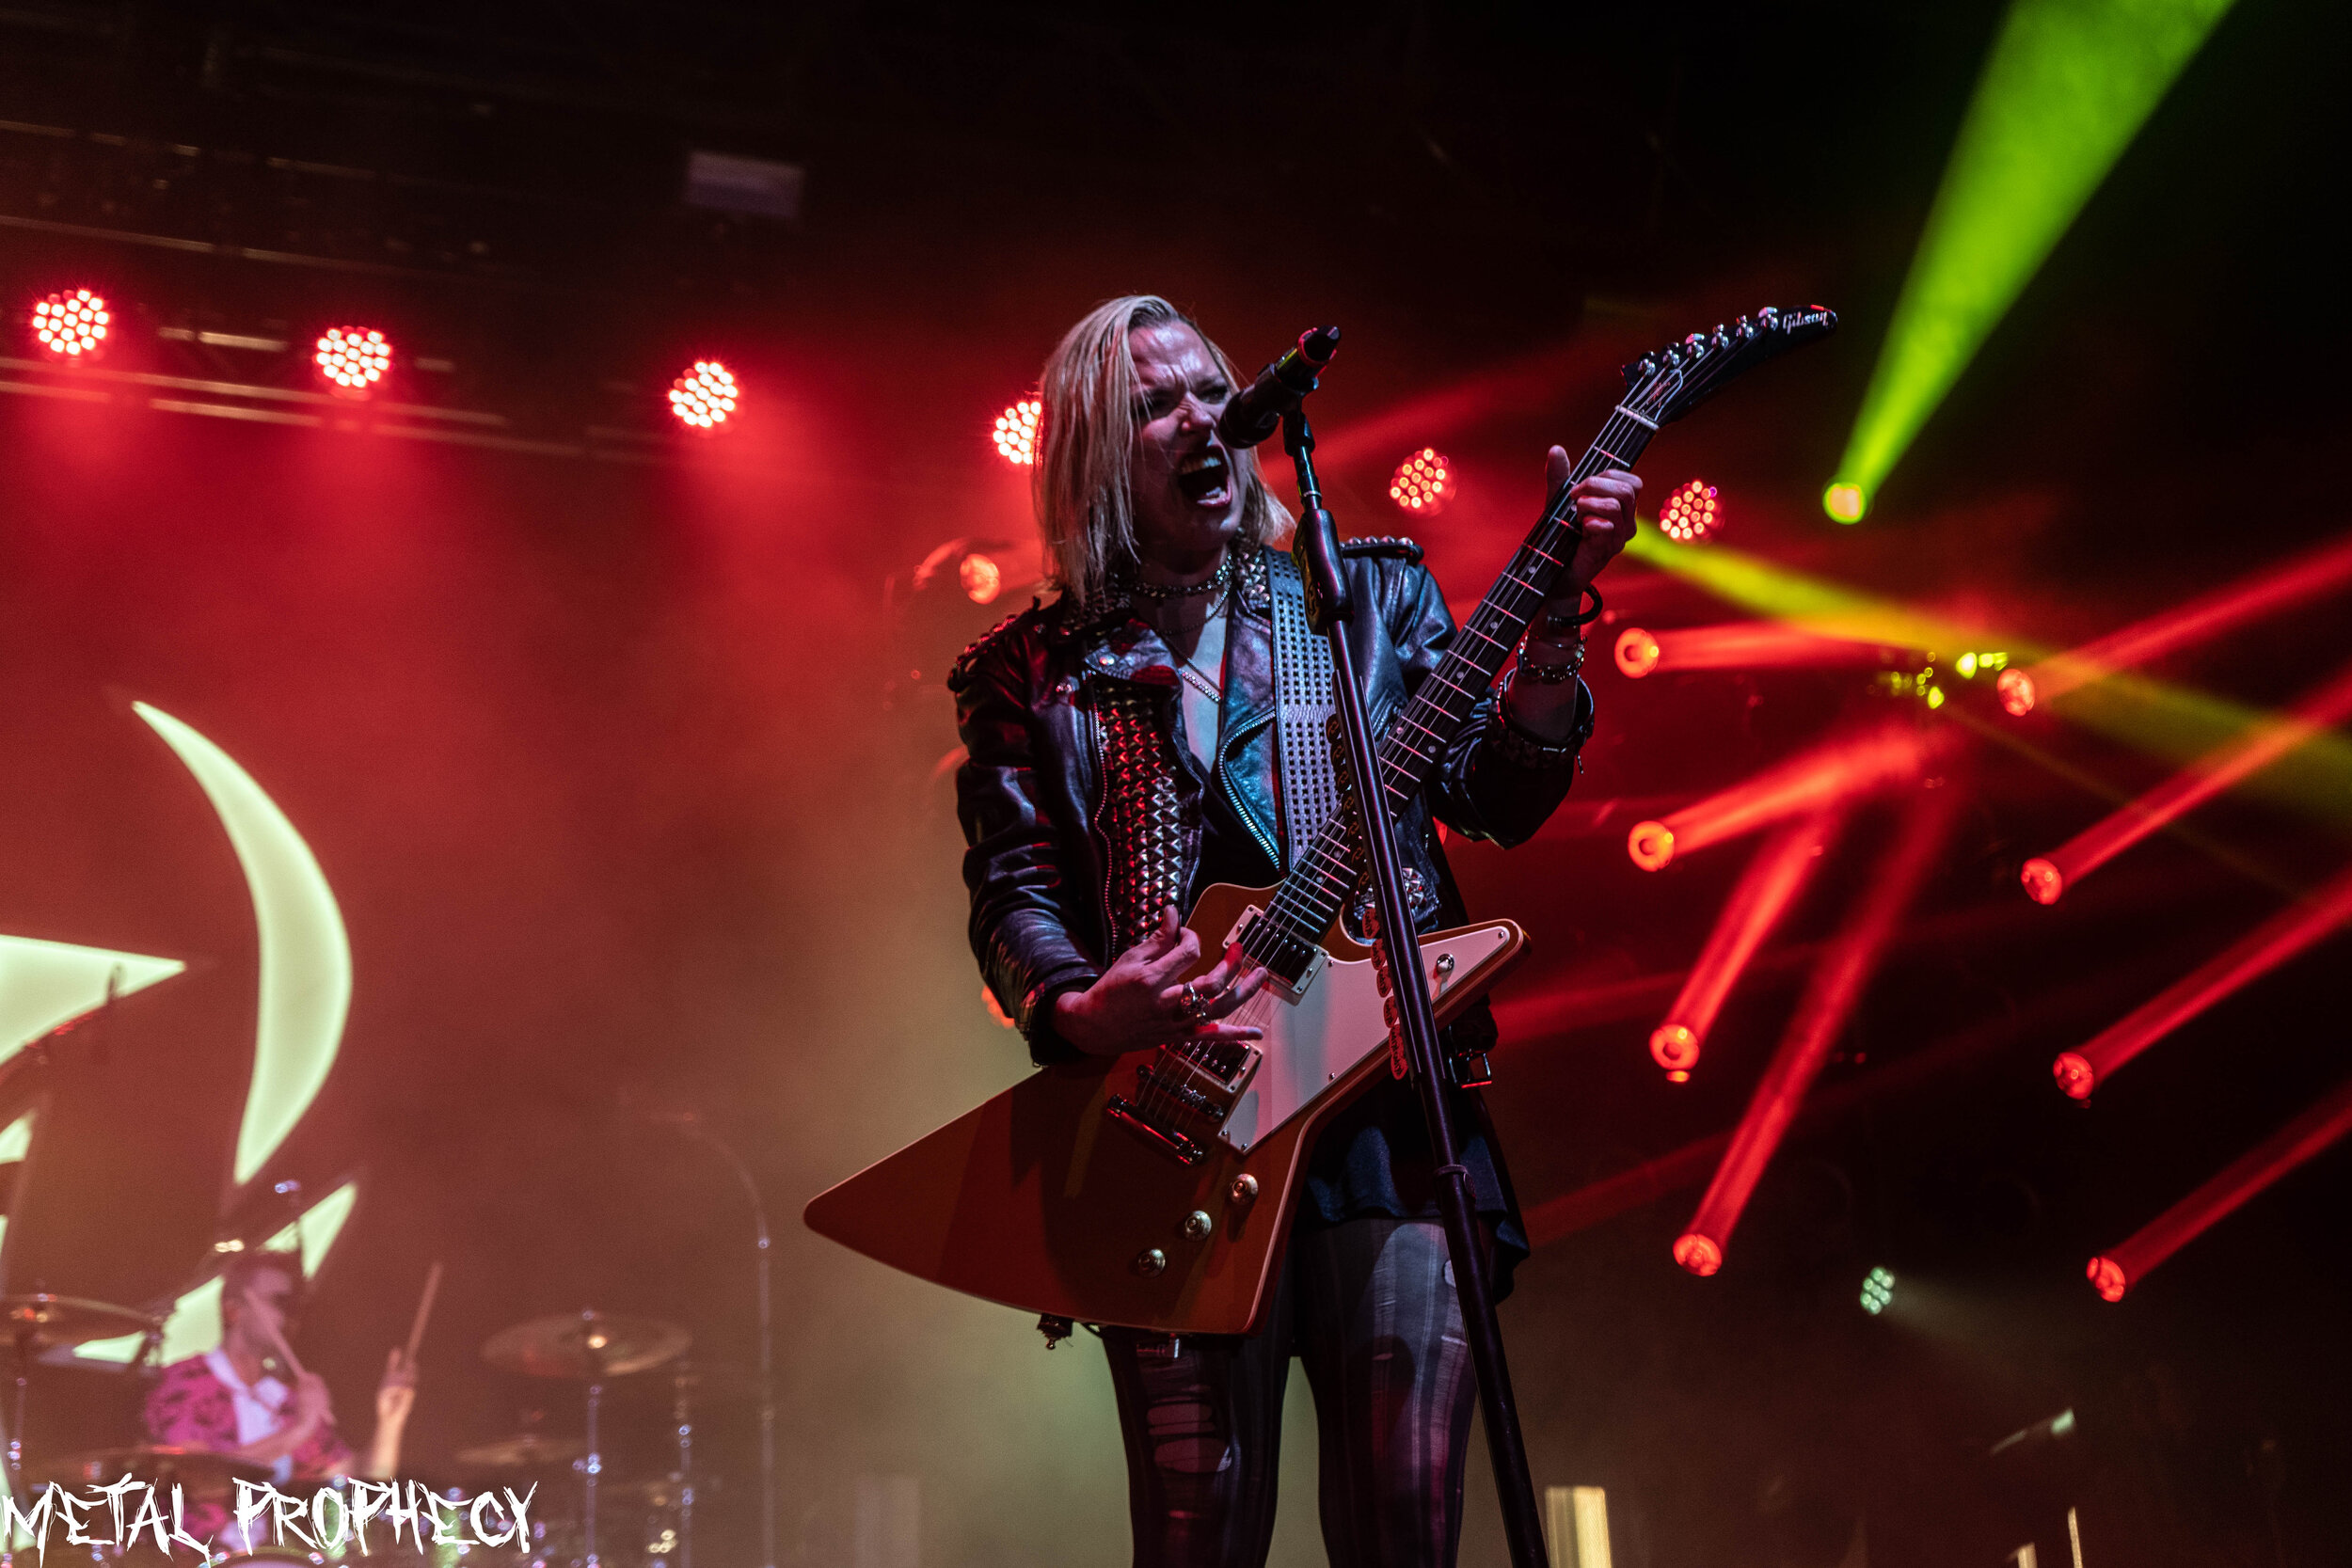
{"left": 1171, "top": 583, "right": 1232, "bottom": 703}
{"left": 1123, "top": 548, "right": 1233, "bottom": 602}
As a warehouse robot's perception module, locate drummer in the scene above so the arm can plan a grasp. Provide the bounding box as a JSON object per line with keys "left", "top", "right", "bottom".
{"left": 141, "top": 1250, "right": 417, "bottom": 1544}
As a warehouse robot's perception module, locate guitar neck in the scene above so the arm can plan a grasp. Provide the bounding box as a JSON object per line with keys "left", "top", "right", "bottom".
{"left": 1259, "top": 407, "right": 1657, "bottom": 946}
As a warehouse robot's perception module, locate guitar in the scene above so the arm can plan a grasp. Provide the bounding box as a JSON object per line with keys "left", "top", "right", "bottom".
{"left": 806, "top": 306, "right": 1837, "bottom": 1334}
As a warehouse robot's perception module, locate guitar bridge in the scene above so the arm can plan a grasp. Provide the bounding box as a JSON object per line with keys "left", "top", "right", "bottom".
{"left": 1104, "top": 1041, "right": 1262, "bottom": 1166}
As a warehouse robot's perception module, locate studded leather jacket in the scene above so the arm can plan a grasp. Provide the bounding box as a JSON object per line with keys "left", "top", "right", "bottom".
{"left": 950, "top": 545, "right": 1595, "bottom": 1066}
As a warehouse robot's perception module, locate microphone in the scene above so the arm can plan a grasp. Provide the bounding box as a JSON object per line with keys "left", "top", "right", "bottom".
{"left": 1216, "top": 325, "right": 1341, "bottom": 449}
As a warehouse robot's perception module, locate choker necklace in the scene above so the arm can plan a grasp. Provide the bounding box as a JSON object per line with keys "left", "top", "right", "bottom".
{"left": 1124, "top": 549, "right": 1234, "bottom": 602}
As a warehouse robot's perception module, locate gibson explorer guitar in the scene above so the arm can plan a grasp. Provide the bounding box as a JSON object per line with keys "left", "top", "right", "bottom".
{"left": 807, "top": 307, "right": 1836, "bottom": 1335}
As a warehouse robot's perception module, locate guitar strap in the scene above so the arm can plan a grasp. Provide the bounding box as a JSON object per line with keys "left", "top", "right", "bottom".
{"left": 1266, "top": 546, "right": 1342, "bottom": 876}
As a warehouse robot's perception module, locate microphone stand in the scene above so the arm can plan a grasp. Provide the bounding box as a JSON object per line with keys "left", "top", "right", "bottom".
{"left": 668, "top": 1119, "right": 776, "bottom": 1568}
{"left": 1283, "top": 404, "right": 1551, "bottom": 1568}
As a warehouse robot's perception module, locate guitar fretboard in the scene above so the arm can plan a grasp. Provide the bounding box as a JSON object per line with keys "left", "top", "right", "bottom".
{"left": 1241, "top": 404, "right": 1661, "bottom": 965}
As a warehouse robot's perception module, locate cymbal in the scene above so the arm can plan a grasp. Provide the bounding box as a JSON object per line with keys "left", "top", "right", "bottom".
{"left": 27, "top": 1446, "right": 269, "bottom": 1501}
{"left": 482, "top": 1311, "right": 690, "bottom": 1380}
{"left": 452, "top": 1433, "right": 587, "bottom": 1470}
{"left": 0, "top": 1293, "right": 160, "bottom": 1348}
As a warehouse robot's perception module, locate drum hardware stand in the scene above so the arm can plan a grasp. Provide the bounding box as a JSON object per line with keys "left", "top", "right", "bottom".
{"left": 1284, "top": 401, "right": 1552, "bottom": 1568}
{"left": 578, "top": 1323, "right": 604, "bottom": 1568}
{"left": 671, "top": 1373, "right": 694, "bottom": 1568}
{"left": 658, "top": 1117, "right": 774, "bottom": 1568}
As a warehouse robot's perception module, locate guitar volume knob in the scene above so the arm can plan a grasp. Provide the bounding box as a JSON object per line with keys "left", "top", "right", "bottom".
{"left": 1135, "top": 1248, "right": 1167, "bottom": 1276}
{"left": 1229, "top": 1174, "right": 1259, "bottom": 1207}
{"left": 1183, "top": 1211, "right": 1213, "bottom": 1242}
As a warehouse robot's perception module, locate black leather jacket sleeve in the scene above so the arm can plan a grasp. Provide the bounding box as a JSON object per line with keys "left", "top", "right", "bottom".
{"left": 949, "top": 622, "right": 1102, "bottom": 1055}
{"left": 1379, "top": 555, "right": 1592, "bottom": 850}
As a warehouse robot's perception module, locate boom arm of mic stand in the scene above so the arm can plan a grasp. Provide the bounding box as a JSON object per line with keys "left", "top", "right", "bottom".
{"left": 1280, "top": 406, "right": 1551, "bottom": 1568}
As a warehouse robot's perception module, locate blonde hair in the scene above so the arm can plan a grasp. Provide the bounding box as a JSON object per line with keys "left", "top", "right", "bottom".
{"left": 1034, "top": 295, "right": 1293, "bottom": 612}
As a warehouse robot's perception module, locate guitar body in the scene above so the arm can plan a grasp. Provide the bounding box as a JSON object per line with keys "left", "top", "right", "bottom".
{"left": 803, "top": 882, "right": 1523, "bottom": 1334}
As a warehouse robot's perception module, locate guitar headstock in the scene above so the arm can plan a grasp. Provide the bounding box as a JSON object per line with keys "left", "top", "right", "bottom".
{"left": 1620, "top": 305, "right": 1837, "bottom": 426}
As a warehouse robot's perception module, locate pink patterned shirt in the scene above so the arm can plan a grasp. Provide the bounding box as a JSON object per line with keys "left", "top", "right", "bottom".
{"left": 143, "top": 1353, "right": 355, "bottom": 1543}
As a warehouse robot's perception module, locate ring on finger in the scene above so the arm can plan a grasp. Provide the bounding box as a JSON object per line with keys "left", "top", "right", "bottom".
{"left": 1176, "top": 982, "right": 1211, "bottom": 1022}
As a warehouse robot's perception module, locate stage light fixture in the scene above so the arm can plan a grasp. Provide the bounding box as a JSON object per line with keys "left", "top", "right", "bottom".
{"left": 1671, "top": 1233, "right": 1722, "bottom": 1277}
{"left": 959, "top": 553, "right": 1003, "bottom": 605}
{"left": 314, "top": 327, "right": 391, "bottom": 392}
{"left": 1860, "top": 1265, "right": 1896, "bottom": 1314}
{"left": 32, "top": 288, "right": 109, "bottom": 356}
{"left": 1389, "top": 448, "right": 1454, "bottom": 515}
{"left": 1614, "top": 628, "right": 1661, "bottom": 679}
{"left": 668, "top": 360, "right": 739, "bottom": 430}
{"left": 1659, "top": 480, "right": 1722, "bottom": 542}
{"left": 993, "top": 399, "right": 1041, "bottom": 465}
{"left": 1822, "top": 483, "right": 1866, "bottom": 524}
{"left": 1997, "top": 668, "right": 2038, "bottom": 716}
{"left": 1650, "top": 1024, "right": 1697, "bottom": 1079}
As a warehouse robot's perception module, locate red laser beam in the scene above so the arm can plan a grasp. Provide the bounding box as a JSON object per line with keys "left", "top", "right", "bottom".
{"left": 2029, "top": 531, "right": 2352, "bottom": 705}
{"left": 1612, "top": 622, "right": 1902, "bottom": 680}
{"left": 2086, "top": 1072, "right": 2352, "bottom": 1301}
{"left": 1676, "top": 790, "right": 1954, "bottom": 1275}
{"left": 2024, "top": 656, "right": 2352, "bottom": 904}
{"left": 1628, "top": 724, "right": 1930, "bottom": 871}
{"left": 2053, "top": 862, "right": 2352, "bottom": 1099}
{"left": 1523, "top": 966, "right": 2147, "bottom": 1249}
{"left": 1650, "top": 810, "right": 1841, "bottom": 1080}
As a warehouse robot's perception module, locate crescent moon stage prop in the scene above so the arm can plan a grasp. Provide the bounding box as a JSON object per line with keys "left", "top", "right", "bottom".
{"left": 131, "top": 701, "right": 353, "bottom": 1187}
{"left": 0, "top": 703, "right": 364, "bottom": 1365}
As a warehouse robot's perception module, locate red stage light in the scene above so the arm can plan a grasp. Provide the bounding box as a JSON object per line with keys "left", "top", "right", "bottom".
{"left": 1997, "top": 668, "right": 2036, "bottom": 715}
{"left": 1389, "top": 449, "right": 1454, "bottom": 515}
{"left": 1615, "top": 628, "right": 1661, "bottom": 678}
{"left": 2086, "top": 1071, "right": 2352, "bottom": 1302}
{"left": 960, "top": 553, "right": 1003, "bottom": 605}
{"left": 993, "top": 399, "right": 1041, "bottom": 465}
{"left": 32, "top": 289, "right": 109, "bottom": 356}
{"left": 2021, "top": 657, "right": 2352, "bottom": 906}
{"left": 1658, "top": 480, "right": 1722, "bottom": 543}
{"left": 2053, "top": 860, "right": 2352, "bottom": 1099}
{"left": 314, "top": 326, "right": 391, "bottom": 391}
{"left": 1627, "top": 724, "right": 1930, "bottom": 871}
{"left": 1613, "top": 621, "right": 1891, "bottom": 681}
{"left": 1672, "top": 1233, "right": 1723, "bottom": 1276}
{"left": 1650, "top": 1024, "right": 1698, "bottom": 1074}
{"left": 1678, "top": 790, "right": 1953, "bottom": 1276}
{"left": 1628, "top": 820, "right": 1677, "bottom": 871}
{"left": 668, "top": 360, "right": 739, "bottom": 430}
{"left": 1650, "top": 811, "right": 1840, "bottom": 1080}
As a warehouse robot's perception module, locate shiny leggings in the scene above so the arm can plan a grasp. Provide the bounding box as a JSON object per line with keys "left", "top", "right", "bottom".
{"left": 1099, "top": 1217, "right": 1479, "bottom": 1568}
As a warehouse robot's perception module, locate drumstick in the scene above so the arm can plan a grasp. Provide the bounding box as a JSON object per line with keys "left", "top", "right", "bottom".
{"left": 403, "top": 1261, "right": 444, "bottom": 1365}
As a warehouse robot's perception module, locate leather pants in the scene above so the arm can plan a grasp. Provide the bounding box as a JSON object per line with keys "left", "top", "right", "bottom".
{"left": 1099, "top": 1217, "right": 1483, "bottom": 1568}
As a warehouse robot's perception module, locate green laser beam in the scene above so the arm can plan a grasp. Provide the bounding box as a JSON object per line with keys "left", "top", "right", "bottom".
{"left": 1831, "top": 0, "right": 2238, "bottom": 519}
{"left": 1625, "top": 531, "right": 2352, "bottom": 832}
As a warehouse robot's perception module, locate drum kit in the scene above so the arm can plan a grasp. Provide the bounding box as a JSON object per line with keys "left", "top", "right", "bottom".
{"left": 3, "top": 1294, "right": 721, "bottom": 1568}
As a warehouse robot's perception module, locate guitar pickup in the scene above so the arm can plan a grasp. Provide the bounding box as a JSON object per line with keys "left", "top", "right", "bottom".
{"left": 1226, "top": 907, "right": 1327, "bottom": 997}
